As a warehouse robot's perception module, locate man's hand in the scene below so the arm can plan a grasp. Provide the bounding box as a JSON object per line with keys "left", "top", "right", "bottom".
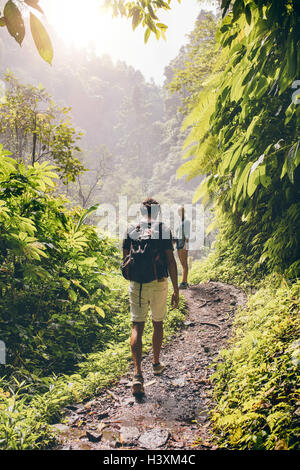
{"left": 165, "top": 249, "right": 179, "bottom": 310}
{"left": 171, "top": 290, "right": 179, "bottom": 310}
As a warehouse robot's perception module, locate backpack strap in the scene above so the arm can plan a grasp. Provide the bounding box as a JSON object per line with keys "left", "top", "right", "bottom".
{"left": 152, "top": 222, "right": 164, "bottom": 281}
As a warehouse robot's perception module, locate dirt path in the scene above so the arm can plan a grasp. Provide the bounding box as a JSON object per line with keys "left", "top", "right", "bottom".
{"left": 54, "top": 281, "right": 248, "bottom": 450}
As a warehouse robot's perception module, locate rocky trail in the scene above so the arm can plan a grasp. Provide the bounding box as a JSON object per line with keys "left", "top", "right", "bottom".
{"left": 54, "top": 281, "right": 248, "bottom": 451}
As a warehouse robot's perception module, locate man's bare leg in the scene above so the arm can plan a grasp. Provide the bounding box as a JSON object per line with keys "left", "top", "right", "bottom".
{"left": 130, "top": 322, "right": 145, "bottom": 376}
{"left": 178, "top": 247, "right": 188, "bottom": 284}
{"left": 152, "top": 320, "right": 163, "bottom": 365}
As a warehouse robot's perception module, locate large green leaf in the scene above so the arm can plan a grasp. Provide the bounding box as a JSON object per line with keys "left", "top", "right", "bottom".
{"left": 30, "top": 13, "right": 53, "bottom": 65}
{"left": 192, "top": 176, "right": 212, "bottom": 205}
{"left": 286, "top": 141, "right": 300, "bottom": 184}
{"left": 229, "top": 144, "right": 245, "bottom": 171}
{"left": 253, "top": 76, "right": 270, "bottom": 100}
{"left": 235, "top": 162, "right": 252, "bottom": 200}
{"left": 4, "top": 0, "right": 25, "bottom": 45}
{"left": 75, "top": 204, "right": 100, "bottom": 232}
{"left": 132, "top": 7, "right": 142, "bottom": 30}
{"left": 245, "top": 4, "right": 252, "bottom": 25}
{"left": 246, "top": 115, "right": 260, "bottom": 140}
{"left": 144, "top": 27, "right": 151, "bottom": 43}
{"left": 221, "top": 0, "right": 232, "bottom": 18}
{"left": 247, "top": 163, "right": 265, "bottom": 197}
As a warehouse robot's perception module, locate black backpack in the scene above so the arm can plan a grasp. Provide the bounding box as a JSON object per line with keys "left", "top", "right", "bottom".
{"left": 121, "top": 221, "right": 168, "bottom": 284}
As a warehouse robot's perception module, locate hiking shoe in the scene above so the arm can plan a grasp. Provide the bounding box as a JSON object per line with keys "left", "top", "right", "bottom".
{"left": 132, "top": 374, "right": 144, "bottom": 396}
{"left": 152, "top": 362, "right": 165, "bottom": 376}
{"left": 179, "top": 282, "right": 189, "bottom": 289}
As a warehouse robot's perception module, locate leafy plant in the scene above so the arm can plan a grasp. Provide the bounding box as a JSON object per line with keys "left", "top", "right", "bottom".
{"left": 105, "top": 0, "right": 180, "bottom": 43}
{"left": 0, "top": 0, "right": 52, "bottom": 64}
{"left": 0, "top": 144, "right": 120, "bottom": 377}
{"left": 211, "top": 274, "right": 300, "bottom": 450}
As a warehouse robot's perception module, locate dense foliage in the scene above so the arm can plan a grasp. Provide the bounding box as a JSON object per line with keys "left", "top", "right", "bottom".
{"left": 212, "top": 274, "right": 300, "bottom": 450}
{"left": 0, "top": 146, "right": 122, "bottom": 378}
{"left": 191, "top": 259, "right": 300, "bottom": 449}
{"left": 188, "top": 208, "right": 266, "bottom": 291}
{"left": 174, "top": 0, "right": 300, "bottom": 280}
{"left": 168, "top": 11, "right": 219, "bottom": 114}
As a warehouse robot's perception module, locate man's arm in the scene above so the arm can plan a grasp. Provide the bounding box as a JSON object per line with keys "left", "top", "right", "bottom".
{"left": 165, "top": 249, "right": 179, "bottom": 309}
{"left": 184, "top": 220, "right": 190, "bottom": 244}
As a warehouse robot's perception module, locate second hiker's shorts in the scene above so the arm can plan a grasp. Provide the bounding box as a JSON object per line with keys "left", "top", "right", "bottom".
{"left": 129, "top": 278, "right": 168, "bottom": 323}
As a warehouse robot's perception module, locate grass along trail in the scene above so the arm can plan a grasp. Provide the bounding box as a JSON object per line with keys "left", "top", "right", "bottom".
{"left": 53, "top": 281, "right": 248, "bottom": 450}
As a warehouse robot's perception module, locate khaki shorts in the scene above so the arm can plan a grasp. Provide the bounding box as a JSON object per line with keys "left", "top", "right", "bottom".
{"left": 129, "top": 278, "right": 168, "bottom": 323}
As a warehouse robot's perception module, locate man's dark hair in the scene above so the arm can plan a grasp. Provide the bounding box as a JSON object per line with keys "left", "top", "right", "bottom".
{"left": 140, "top": 197, "right": 160, "bottom": 219}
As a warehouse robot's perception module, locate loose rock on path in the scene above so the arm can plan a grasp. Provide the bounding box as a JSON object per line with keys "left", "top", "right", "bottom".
{"left": 54, "top": 281, "right": 247, "bottom": 450}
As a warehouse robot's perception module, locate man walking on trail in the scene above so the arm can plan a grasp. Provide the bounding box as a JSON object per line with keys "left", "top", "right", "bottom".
{"left": 122, "top": 198, "right": 179, "bottom": 396}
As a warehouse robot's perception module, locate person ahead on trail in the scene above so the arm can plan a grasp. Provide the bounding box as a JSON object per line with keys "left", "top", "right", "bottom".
{"left": 122, "top": 198, "right": 179, "bottom": 396}
{"left": 174, "top": 205, "right": 190, "bottom": 289}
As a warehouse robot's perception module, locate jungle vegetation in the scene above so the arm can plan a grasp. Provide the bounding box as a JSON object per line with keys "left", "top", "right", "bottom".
{"left": 0, "top": 0, "right": 299, "bottom": 450}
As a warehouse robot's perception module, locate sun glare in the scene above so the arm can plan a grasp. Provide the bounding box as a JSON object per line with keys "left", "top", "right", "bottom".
{"left": 40, "top": 0, "right": 112, "bottom": 50}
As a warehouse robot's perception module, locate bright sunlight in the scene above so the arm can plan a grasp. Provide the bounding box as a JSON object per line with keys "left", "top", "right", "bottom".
{"left": 40, "top": 0, "right": 112, "bottom": 50}
{"left": 39, "top": 0, "right": 204, "bottom": 83}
